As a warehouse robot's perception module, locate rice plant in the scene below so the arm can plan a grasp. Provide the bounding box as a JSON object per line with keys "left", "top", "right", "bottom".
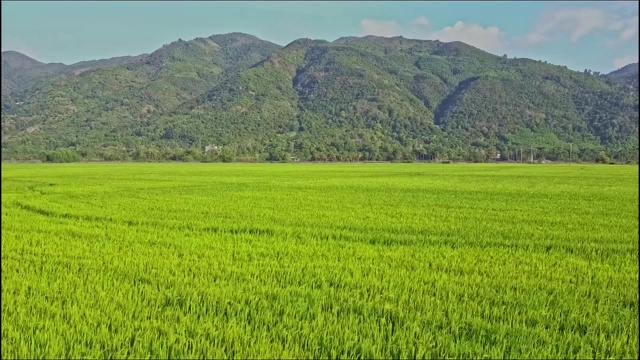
{"left": 2, "top": 163, "right": 638, "bottom": 359}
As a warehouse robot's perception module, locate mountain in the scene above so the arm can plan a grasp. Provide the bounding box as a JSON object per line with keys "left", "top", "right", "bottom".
{"left": 2, "top": 50, "right": 46, "bottom": 69}
{"left": 608, "top": 62, "right": 639, "bottom": 78}
{"left": 1, "top": 51, "right": 142, "bottom": 94}
{"left": 607, "top": 62, "right": 639, "bottom": 90}
{"left": 1, "top": 50, "right": 145, "bottom": 110}
{"left": 2, "top": 51, "right": 66, "bottom": 108}
{"left": 1, "top": 34, "right": 638, "bottom": 163}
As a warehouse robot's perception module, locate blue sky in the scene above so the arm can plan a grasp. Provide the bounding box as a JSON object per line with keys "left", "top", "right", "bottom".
{"left": 2, "top": 1, "right": 638, "bottom": 73}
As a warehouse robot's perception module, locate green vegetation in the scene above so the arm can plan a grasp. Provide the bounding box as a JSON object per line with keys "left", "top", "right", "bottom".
{"left": 39, "top": 148, "right": 82, "bottom": 163}
{"left": 2, "top": 34, "right": 638, "bottom": 163}
{"left": 1, "top": 50, "right": 143, "bottom": 112}
{"left": 607, "top": 62, "right": 639, "bottom": 89}
{"left": 2, "top": 163, "right": 638, "bottom": 358}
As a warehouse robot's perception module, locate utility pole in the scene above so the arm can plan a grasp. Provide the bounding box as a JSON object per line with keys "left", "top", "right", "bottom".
{"left": 520, "top": 147, "right": 522, "bottom": 163}
{"left": 569, "top": 143, "right": 572, "bottom": 165}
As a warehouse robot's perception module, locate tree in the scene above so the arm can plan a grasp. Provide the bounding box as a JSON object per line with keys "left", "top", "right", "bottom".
{"left": 41, "top": 149, "right": 81, "bottom": 163}
{"left": 220, "top": 147, "right": 235, "bottom": 163}
{"left": 596, "top": 151, "right": 610, "bottom": 164}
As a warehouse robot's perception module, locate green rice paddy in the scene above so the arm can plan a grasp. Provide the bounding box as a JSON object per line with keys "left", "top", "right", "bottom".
{"left": 1, "top": 163, "right": 638, "bottom": 359}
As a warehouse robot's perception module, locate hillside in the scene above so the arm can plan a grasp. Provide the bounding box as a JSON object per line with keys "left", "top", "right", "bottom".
{"left": 1, "top": 34, "right": 638, "bottom": 162}
{"left": 607, "top": 62, "right": 639, "bottom": 90}
{"left": 1, "top": 51, "right": 144, "bottom": 104}
{"left": 608, "top": 62, "right": 639, "bottom": 79}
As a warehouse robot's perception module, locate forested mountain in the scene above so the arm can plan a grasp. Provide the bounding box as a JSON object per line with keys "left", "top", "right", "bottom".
{"left": 607, "top": 62, "right": 639, "bottom": 90}
{"left": 608, "top": 62, "right": 639, "bottom": 79}
{"left": 1, "top": 33, "right": 638, "bottom": 163}
{"left": 1, "top": 51, "right": 144, "bottom": 107}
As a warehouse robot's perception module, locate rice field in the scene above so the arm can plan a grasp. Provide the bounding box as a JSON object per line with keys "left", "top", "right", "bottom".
{"left": 1, "top": 163, "right": 638, "bottom": 359}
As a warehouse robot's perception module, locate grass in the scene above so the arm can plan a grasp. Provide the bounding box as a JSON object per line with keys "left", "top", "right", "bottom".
{"left": 1, "top": 163, "right": 638, "bottom": 359}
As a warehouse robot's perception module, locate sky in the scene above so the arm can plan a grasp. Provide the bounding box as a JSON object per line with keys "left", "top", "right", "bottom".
{"left": 2, "top": 1, "right": 638, "bottom": 73}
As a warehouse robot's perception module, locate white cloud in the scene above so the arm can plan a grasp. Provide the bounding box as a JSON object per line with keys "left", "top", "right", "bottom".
{"left": 428, "top": 21, "right": 505, "bottom": 51}
{"left": 358, "top": 7, "right": 637, "bottom": 57}
{"left": 360, "top": 19, "right": 401, "bottom": 37}
{"left": 411, "top": 16, "right": 429, "bottom": 28}
{"left": 360, "top": 16, "right": 506, "bottom": 53}
{"left": 356, "top": 7, "right": 638, "bottom": 71}
{"left": 518, "top": 32, "right": 547, "bottom": 46}
{"left": 608, "top": 15, "right": 639, "bottom": 43}
{"left": 613, "top": 54, "right": 639, "bottom": 69}
{"left": 518, "top": 7, "right": 639, "bottom": 47}
{"left": 521, "top": 7, "right": 608, "bottom": 45}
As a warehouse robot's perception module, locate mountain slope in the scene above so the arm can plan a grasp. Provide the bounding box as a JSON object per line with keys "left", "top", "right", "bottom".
{"left": 1, "top": 34, "right": 637, "bottom": 163}
{"left": 1, "top": 51, "right": 142, "bottom": 95}
{"left": 608, "top": 62, "right": 639, "bottom": 79}
{"left": 607, "top": 62, "right": 639, "bottom": 90}
{"left": 1, "top": 34, "right": 282, "bottom": 158}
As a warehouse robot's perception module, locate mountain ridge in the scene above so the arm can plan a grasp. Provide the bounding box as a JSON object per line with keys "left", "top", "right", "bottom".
{"left": 608, "top": 62, "right": 639, "bottom": 77}
{"left": 2, "top": 33, "right": 638, "bottom": 163}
